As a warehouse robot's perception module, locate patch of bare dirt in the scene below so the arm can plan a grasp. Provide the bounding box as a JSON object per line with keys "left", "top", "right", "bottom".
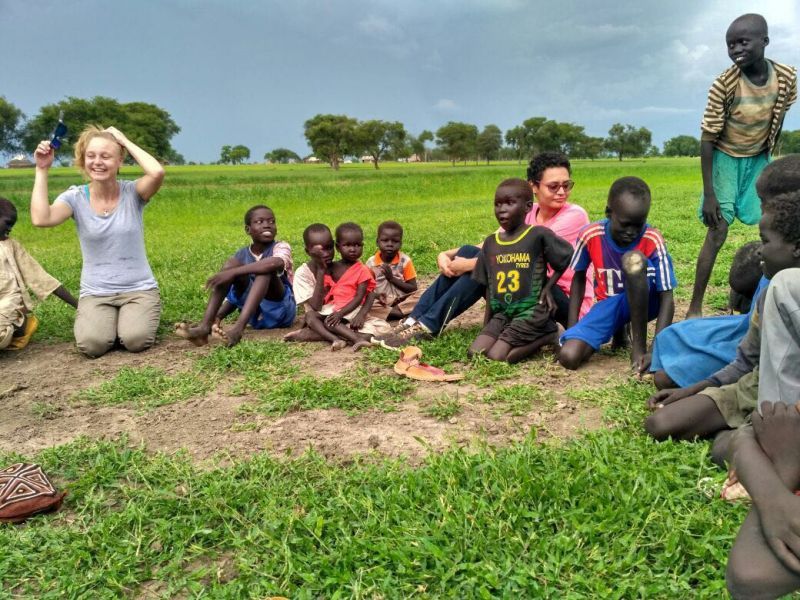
{"left": 1, "top": 301, "right": 632, "bottom": 465}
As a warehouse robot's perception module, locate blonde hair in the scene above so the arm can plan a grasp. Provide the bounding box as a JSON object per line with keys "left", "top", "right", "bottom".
{"left": 73, "top": 126, "right": 126, "bottom": 174}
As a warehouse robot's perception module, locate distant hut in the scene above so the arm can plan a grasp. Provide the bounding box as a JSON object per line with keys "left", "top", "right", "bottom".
{"left": 7, "top": 154, "right": 34, "bottom": 169}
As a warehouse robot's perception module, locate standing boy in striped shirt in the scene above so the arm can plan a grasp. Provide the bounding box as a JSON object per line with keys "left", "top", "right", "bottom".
{"left": 687, "top": 13, "right": 796, "bottom": 318}
{"left": 558, "top": 177, "right": 676, "bottom": 372}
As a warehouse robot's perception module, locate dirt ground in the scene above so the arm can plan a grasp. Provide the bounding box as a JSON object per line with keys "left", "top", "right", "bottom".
{"left": 0, "top": 307, "right": 630, "bottom": 466}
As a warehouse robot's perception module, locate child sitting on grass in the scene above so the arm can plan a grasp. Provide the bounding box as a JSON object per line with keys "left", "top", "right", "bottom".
{"left": 176, "top": 205, "right": 294, "bottom": 348}
{"left": 468, "top": 179, "right": 573, "bottom": 363}
{"left": 0, "top": 197, "right": 77, "bottom": 350}
{"left": 558, "top": 177, "right": 676, "bottom": 371}
{"left": 724, "top": 268, "right": 800, "bottom": 599}
{"left": 291, "top": 223, "right": 388, "bottom": 351}
{"left": 365, "top": 220, "right": 420, "bottom": 321}
{"left": 645, "top": 155, "right": 800, "bottom": 467}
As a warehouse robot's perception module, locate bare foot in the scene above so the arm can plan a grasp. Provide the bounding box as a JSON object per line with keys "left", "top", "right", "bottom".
{"left": 351, "top": 339, "right": 371, "bottom": 352}
{"left": 175, "top": 322, "right": 210, "bottom": 347}
{"left": 753, "top": 402, "right": 800, "bottom": 489}
{"left": 685, "top": 308, "right": 703, "bottom": 320}
{"left": 330, "top": 340, "right": 347, "bottom": 351}
{"left": 210, "top": 323, "right": 226, "bottom": 343}
{"left": 283, "top": 327, "right": 326, "bottom": 343}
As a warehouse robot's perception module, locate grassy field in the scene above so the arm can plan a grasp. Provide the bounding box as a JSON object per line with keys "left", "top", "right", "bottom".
{"left": 0, "top": 159, "right": 764, "bottom": 598}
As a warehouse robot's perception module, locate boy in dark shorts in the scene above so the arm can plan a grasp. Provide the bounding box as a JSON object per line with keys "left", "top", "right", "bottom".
{"left": 176, "top": 205, "right": 295, "bottom": 347}
{"left": 558, "top": 177, "right": 676, "bottom": 371}
{"left": 645, "top": 156, "right": 800, "bottom": 467}
{"left": 687, "top": 13, "right": 797, "bottom": 318}
{"left": 468, "top": 178, "right": 573, "bottom": 363}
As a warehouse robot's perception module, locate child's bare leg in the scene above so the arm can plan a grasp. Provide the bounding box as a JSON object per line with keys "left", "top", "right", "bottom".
{"left": 687, "top": 222, "right": 729, "bottom": 318}
{"left": 284, "top": 324, "right": 326, "bottom": 342}
{"left": 468, "top": 334, "right": 497, "bottom": 359}
{"left": 305, "top": 311, "right": 346, "bottom": 349}
{"left": 328, "top": 323, "right": 365, "bottom": 347}
{"left": 486, "top": 339, "right": 512, "bottom": 362}
{"left": 558, "top": 339, "right": 594, "bottom": 370}
{"left": 181, "top": 258, "right": 242, "bottom": 345}
{"left": 351, "top": 333, "right": 372, "bottom": 352}
{"left": 643, "top": 393, "right": 729, "bottom": 441}
{"left": 622, "top": 251, "right": 649, "bottom": 365}
{"left": 710, "top": 429, "right": 737, "bottom": 468}
{"left": 506, "top": 328, "right": 562, "bottom": 364}
{"left": 652, "top": 370, "right": 678, "bottom": 390}
{"left": 752, "top": 403, "right": 800, "bottom": 489}
{"left": 222, "top": 273, "right": 280, "bottom": 347}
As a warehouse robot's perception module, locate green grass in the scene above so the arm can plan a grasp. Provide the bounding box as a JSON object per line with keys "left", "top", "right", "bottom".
{"left": 0, "top": 394, "right": 738, "bottom": 598}
{"left": 0, "top": 159, "right": 768, "bottom": 596}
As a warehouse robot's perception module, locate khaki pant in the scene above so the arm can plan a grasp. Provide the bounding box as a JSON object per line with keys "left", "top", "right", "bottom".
{"left": 74, "top": 289, "right": 161, "bottom": 358}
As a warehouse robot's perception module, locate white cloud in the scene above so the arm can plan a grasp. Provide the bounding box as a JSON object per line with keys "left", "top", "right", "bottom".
{"left": 357, "top": 15, "right": 404, "bottom": 41}
{"left": 434, "top": 98, "right": 459, "bottom": 111}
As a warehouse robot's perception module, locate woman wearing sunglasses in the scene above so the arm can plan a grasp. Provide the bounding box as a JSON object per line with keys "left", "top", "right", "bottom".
{"left": 30, "top": 126, "right": 165, "bottom": 358}
{"left": 525, "top": 152, "right": 594, "bottom": 325}
{"left": 374, "top": 151, "right": 591, "bottom": 348}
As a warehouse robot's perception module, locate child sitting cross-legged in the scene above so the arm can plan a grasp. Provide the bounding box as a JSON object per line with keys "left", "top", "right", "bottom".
{"left": 558, "top": 176, "right": 676, "bottom": 372}
{"left": 365, "top": 220, "right": 421, "bottom": 322}
{"left": 468, "top": 178, "right": 573, "bottom": 363}
{"left": 300, "top": 222, "right": 388, "bottom": 351}
{"left": 0, "top": 197, "right": 77, "bottom": 350}
{"left": 645, "top": 155, "right": 800, "bottom": 467}
{"left": 176, "top": 205, "right": 295, "bottom": 347}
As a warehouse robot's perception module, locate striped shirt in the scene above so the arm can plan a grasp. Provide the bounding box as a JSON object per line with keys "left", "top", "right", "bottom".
{"left": 569, "top": 220, "right": 676, "bottom": 302}
{"left": 701, "top": 59, "right": 797, "bottom": 156}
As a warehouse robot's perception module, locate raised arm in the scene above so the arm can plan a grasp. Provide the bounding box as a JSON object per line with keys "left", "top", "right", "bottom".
{"left": 30, "top": 141, "right": 73, "bottom": 227}
{"left": 105, "top": 127, "right": 165, "bottom": 201}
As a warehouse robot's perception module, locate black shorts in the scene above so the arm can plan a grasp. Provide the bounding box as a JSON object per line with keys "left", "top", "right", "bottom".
{"left": 479, "top": 305, "right": 557, "bottom": 348}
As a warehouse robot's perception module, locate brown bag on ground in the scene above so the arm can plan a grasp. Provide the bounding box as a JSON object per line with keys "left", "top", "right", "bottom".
{"left": 0, "top": 463, "right": 66, "bottom": 523}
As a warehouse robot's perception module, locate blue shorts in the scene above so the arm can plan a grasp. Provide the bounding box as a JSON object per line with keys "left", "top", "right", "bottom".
{"left": 560, "top": 286, "right": 661, "bottom": 350}
{"left": 226, "top": 281, "right": 296, "bottom": 329}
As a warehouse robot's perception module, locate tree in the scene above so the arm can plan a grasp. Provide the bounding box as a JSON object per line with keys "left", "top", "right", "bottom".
{"left": 663, "top": 135, "right": 700, "bottom": 157}
{"left": 265, "top": 148, "right": 301, "bottom": 163}
{"left": 435, "top": 121, "right": 478, "bottom": 165}
{"left": 476, "top": 124, "right": 503, "bottom": 164}
{"left": 229, "top": 145, "right": 250, "bottom": 164}
{"left": 505, "top": 126, "right": 525, "bottom": 163}
{"left": 777, "top": 130, "right": 800, "bottom": 155}
{"left": 303, "top": 114, "right": 358, "bottom": 170}
{"left": 353, "top": 120, "right": 406, "bottom": 169}
{"left": 418, "top": 130, "right": 434, "bottom": 162}
{"left": 0, "top": 97, "right": 24, "bottom": 155}
{"left": 22, "top": 96, "right": 180, "bottom": 163}
{"left": 572, "top": 136, "right": 605, "bottom": 160}
{"left": 219, "top": 145, "right": 232, "bottom": 164}
{"left": 604, "top": 123, "right": 652, "bottom": 161}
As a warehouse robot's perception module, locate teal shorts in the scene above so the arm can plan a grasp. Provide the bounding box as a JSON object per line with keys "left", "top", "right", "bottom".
{"left": 697, "top": 149, "right": 769, "bottom": 226}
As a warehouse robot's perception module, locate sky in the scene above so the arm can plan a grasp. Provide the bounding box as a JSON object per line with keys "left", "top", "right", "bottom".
{"left": 3, "top": 0, "right": 799, "bottom": 163}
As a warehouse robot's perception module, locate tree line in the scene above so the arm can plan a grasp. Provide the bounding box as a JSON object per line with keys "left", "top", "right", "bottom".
{"left": 0, "top": 96, "right": 183, "bottom": 164}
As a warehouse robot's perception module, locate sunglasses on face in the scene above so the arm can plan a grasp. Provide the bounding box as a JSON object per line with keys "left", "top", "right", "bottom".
{"left": 50, "top": 112, "right": 67, "bottom": 150}
{"left": 536, "top": 180, "right": 575, "bottom": 194}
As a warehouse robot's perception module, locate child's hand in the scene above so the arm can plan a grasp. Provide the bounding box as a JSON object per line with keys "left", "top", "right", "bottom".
{"left": 539, "top": 290, "right": 557, "bottom": 316}
{"left": 379, "top": 263, "right": 394, "bottom": 281}
{"left": 647, "top": 386, "right": 692, "bottom": 410}
{"left": 34, "top": 141, "right": 55, "bottom": 169}
{"left": 325, "top": 311, "right": 343, "bottom": 327}
{"left": 632, "top": 353, "right": 652, "bottom": 377}
{"left": 760, "top": 492, "right": 800, "bottom": 574}
{"left": 437, "top": 252, "right": 455, "bottom": 277}
{"left": 308, "top": 245, "right": 333, "bottom": 267}
{"left": 349, "top": 312, "right": 366, "bottom": 330}
{"left": 205, "top": 271, "right": 235, "bottom": 290}
{"left": 701, "top": 193, "right": 723, "bottom": 228}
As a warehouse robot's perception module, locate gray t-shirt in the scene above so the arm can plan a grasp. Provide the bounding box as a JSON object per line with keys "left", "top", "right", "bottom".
{"left": 55, "top": 180, "right": 158, "bottom": 297}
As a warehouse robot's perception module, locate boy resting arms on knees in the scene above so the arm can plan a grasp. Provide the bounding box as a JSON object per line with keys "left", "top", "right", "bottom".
{"left": 687, "top": 13, "right": 796, "bottom": 318}
{"left": 558, "top": 177, "right": 676, "bottom": 371}
{"left": 645, "top": 155, "right": 800, "bottom": 467}
{"left": 365, "top": 220, "right": 421, "bottom": 321}
{"left": 303, "top": 222, "right": 386, "bottom": 351}
{"left": 468, "top": 179, "right": 572, "bottom": 364}
{"left": 0, "top": 197, "right": 77, "bottom": 350}
{"left": 177, "top": 205, "right": 295, "bottom": 347}
{"left": 724, "top": 267, "right": 800, "bottom": 599}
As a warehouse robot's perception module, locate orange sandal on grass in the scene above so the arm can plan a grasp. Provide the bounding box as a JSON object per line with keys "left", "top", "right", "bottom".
{"left": 393, "top": 346, "right": 463, "bottom": 382}
{"left": 7, "top": 315, "right": 39, "bottom": 351}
